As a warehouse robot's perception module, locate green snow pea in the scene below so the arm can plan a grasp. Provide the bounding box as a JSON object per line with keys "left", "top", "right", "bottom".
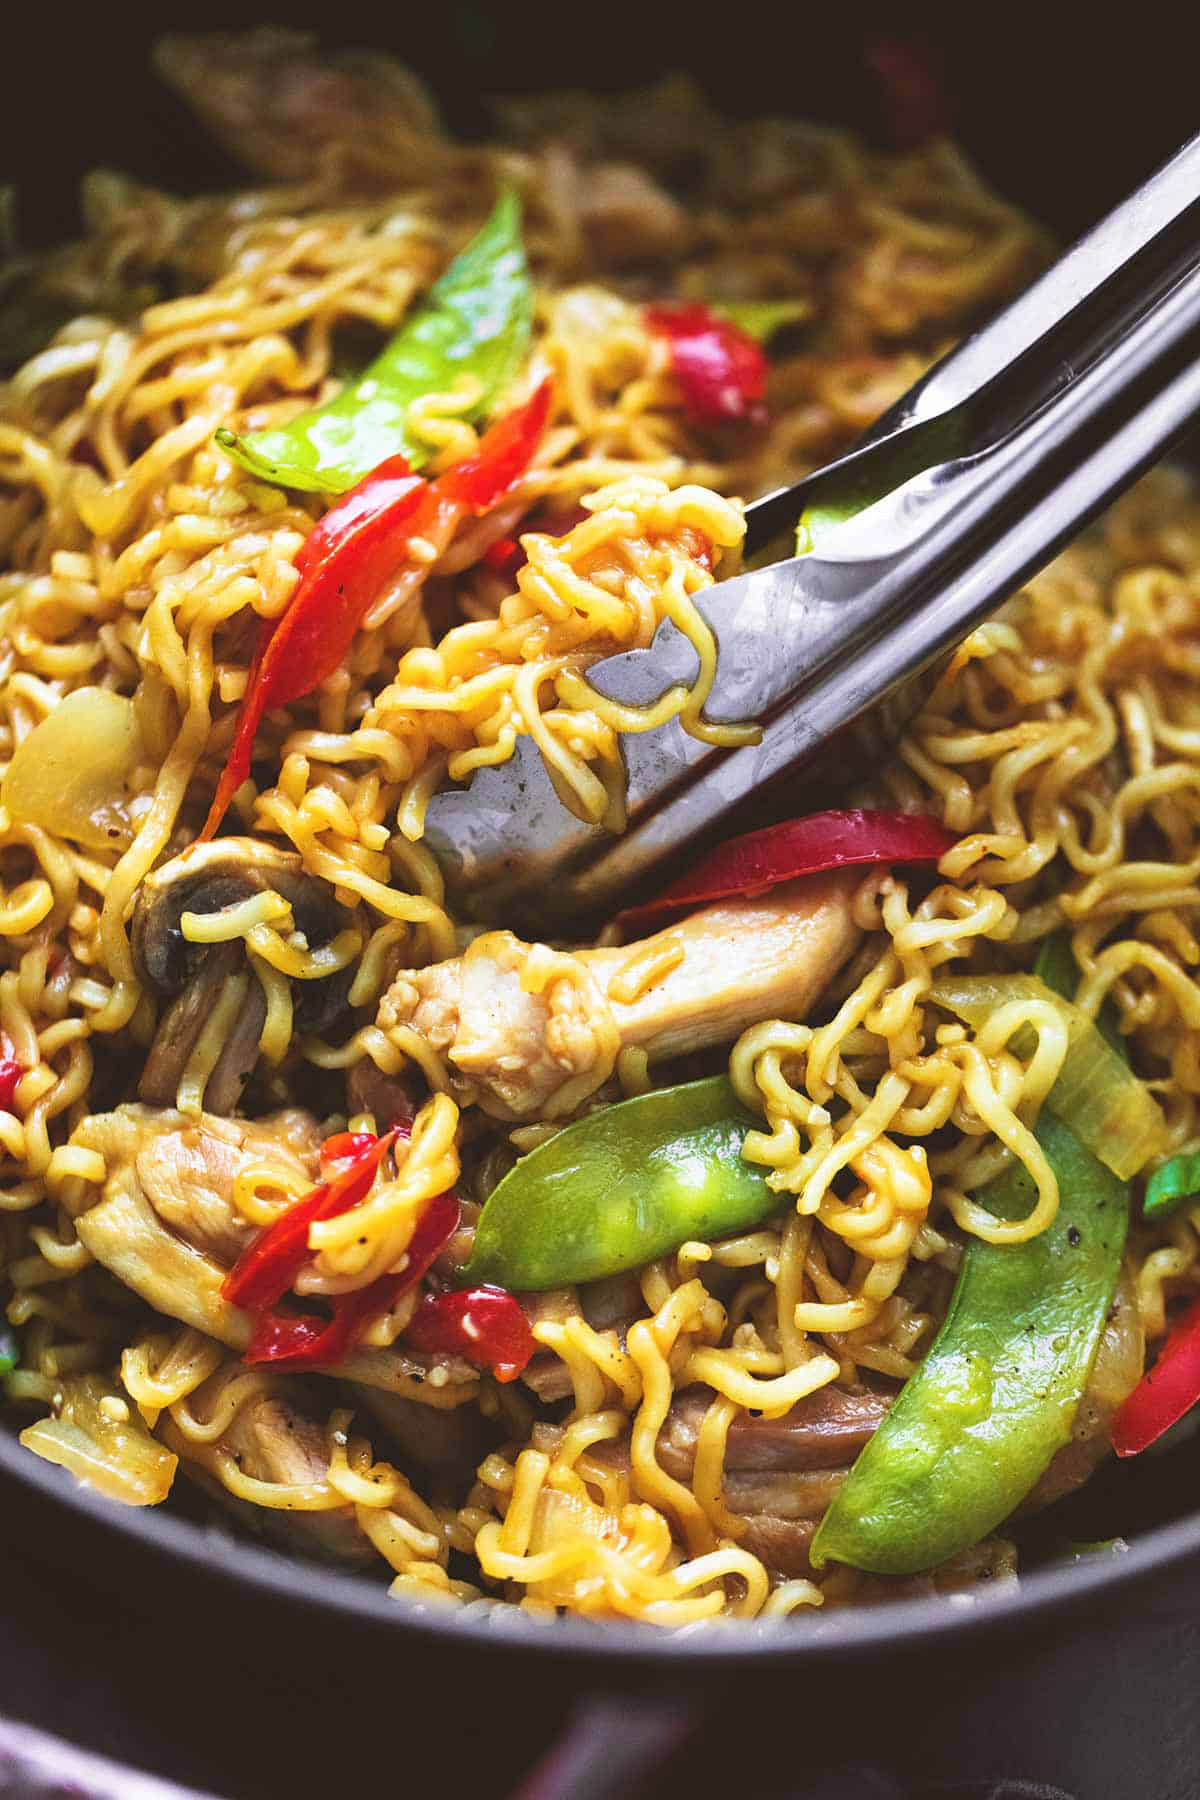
{"left": 216, "top": 188, "right": 532, "bottom": 493}
{"left": 1034, "top": 929, "right": 1124, "bottom": 1055}
{"left": 712, "top": 299, "right": 812, "bottom": 343}
{"left": 464, "top": 1075, "right": 783, "bottom": 1291}
{"left": 1142, "top": 1150, "right": 1200, "bottom": 1221}
{"left": 810, "top": 1110, "right": 1130, "bottom": 1575}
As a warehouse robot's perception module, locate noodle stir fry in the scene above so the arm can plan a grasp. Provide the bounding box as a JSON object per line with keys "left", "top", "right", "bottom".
{"left": 2, "top": 32, "right": 1197, "bottom": 1625}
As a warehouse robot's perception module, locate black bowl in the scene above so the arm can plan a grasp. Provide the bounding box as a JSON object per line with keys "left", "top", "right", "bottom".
{"left": 5, "top": 7, "right": 1200, "bottom": 1784}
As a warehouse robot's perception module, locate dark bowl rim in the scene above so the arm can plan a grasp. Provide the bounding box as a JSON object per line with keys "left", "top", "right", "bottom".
{"left": 6, "top": 1415, "right": 1199, "bottom": 1666}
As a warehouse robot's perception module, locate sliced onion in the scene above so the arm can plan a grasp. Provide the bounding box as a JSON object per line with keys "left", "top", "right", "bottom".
{"left": 2, "top": 687, "right": 143, "bottom": 851}
{"left": 20, "top": 1374, "right": 177, "bottom": 1506}
{"left": 929, "top": 973, "right": 1164, "bottom": 1181}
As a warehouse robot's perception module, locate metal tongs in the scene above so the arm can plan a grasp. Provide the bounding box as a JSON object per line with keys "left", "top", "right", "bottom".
{"left": 425, "top": 134, "right": 1200, "bottom": 931}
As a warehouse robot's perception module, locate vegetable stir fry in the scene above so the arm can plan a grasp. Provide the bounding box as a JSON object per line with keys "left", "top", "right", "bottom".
{"left": 0, "top": 31, "right": 1195, "bottom": 1628}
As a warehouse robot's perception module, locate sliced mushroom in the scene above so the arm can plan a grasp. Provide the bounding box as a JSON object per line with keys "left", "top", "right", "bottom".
{"left": 132, "top": 838, "right": 361, "bottom": 1115}
{"left": 139, "top": 941, "right": 268, "bottom": 1117}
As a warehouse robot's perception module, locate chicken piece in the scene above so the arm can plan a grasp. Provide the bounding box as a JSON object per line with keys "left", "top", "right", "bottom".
{"left": 379, "top": 871, "right": 862, "bottom": 1120}
{"left": 79, "top": 1104, "right": 321, "bottom": 1266}
{"left": 160, "top": 1366, "right": 373, "bottom": 1567}
{"left": 351, "top": 1385, "right": 494, "bottom": 1490}
{"left": 577, "top": 162, "right": 690, "bottom": 266}
{"left": 591, "top": 872, "right": 862, "bottom": 1061}
{"left": 381, "top": 931, "right": 615, "bottom": 1122}
{"left": 154, "top": 31, "right": 442, "bottom": 183}
{"left": 657, "top": 1382, "right": 890, "bottom": 1480}
{"left": 71, "top": 1105, "right": 477, "bottom": 1407}
{"left": 657, "top": 1381, "right": 891, "bottom": 1576}
{"left": 570, "top": 1380, "right": 889, "bottom": 1579}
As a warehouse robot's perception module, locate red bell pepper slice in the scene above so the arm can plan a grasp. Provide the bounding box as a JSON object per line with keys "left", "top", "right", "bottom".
{"left": 201, "top": 378, "right": 553, "bottom": 839}
{"left": 0, "top": 1058, "right": 24, "bottom": 1111}
{"left": 404, "top": 1284, "right": 535, "bottom": 1382}
{"left": 319, "top": 1130, "right": 382, "bottom": 1173}
{"left": 483, "top": 535, "right": 523, "bottom": 577}
{"left": 865, "top": 34, "right": 951, "bottom": 150}
{"left": 222, "top": 1129, "right": 398, "bottom": 1315}
{"left": 481, "top": 500, "right": 590, "bottom": 583}
{"left": 1112, "top": 1295, "right": 1200, "bottom": 1456}
{"left": 435, "top": 375, "right": 552, "bottom": 511}
{"left": 201, "top": 459, "right": 425, "bottom": 839}
{"left": 244, "top": 1188, "right": 461, "bottom": 1368}
{"left": 616, "top": 808, "right": 958, "bottom": 932}
{"left": 644, "top": 303, "right": 768, "bottom": 427}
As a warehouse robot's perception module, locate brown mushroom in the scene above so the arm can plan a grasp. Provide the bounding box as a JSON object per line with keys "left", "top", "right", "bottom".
{"left": 131, "top": 838, "right": 361, "bottom": 1115}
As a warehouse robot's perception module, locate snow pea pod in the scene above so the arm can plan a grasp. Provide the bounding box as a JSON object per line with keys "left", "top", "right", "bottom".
{"left": 464, "top": 1076, "right": 783, "bottom": 1291}
{"left": 810, "top": 1111, "right": 1130, "bottom": 1575}
{"left": 1142, "top": 1150, "right": 1200, "bottom": 1221}
{"left": 1034, "top": 929, "right": 1124, "bottom": 1055}
{"left": 217, "top": 188, "right": 532, "bottom": 493}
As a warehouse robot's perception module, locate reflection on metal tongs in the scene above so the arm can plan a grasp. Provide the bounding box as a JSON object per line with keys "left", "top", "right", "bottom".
{"left": 424, "top": 134, "right": 1200, "bottom": 931}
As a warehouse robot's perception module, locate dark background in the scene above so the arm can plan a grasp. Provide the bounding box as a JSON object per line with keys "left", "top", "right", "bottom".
{"left": 4, "top": 3, "right": 1199, "bottom": 245}
{"left": 4, "top": 5, "right": 1200, "bottom": 1795}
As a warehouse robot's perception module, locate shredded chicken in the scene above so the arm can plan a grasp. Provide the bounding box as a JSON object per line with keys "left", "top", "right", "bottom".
{"left": 660, "top": 1382, "right": 890, "bottom": 1575}
{"left": 570, "top": 1381, "right": 889, "bottom": 1578}
{"left": 379, "top": 871, "right": 862, "bottom": 1119}
{"left": 160, "top": 1367, "right": 373, "bottom": 1566}
{"left": 70, "top": 1105, "right": 477, "bottom": 1404}
{"left": 76, "top": 1105, "right": 320, "bottom": 1266}
{"left": 351, "top": 1385, "right": 494, "bottom": 1490}
{"left": 154, "top": 30, "right": 441, "bottom": 183}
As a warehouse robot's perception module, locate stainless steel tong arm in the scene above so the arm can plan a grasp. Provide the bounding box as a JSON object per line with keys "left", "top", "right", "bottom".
{"left": 424, "top": 135, "right": 1200, "bottom": 930}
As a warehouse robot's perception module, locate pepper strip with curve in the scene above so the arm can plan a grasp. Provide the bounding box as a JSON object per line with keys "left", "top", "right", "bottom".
{"left": 616, "top": 808, "right": 956, "bottom": 932}
{"left": 405, "top": 1286, "right": 535, "bottom": 1383}
{"left": 644, "top": 302, "right": 769, "bottom": 426}
{"left": 202, "top": 378, "right": 552, "bottom": 837}
{"left": 223, "top": 1131, "right": 398, "bottom": 1314}
{"left": 247, "top": 1189, "right": 462, "bottom": 1369}
{"left": 220, "top": 1128, "right": 461, "bottom": 1370}
{"left": 1112, "top": 1297, "right": 1200, "bottom": 1455}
